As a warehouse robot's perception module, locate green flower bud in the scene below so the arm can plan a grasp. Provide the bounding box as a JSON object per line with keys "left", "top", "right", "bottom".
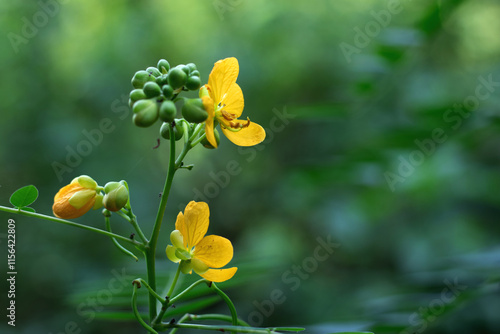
{"left": 157, "top": 59, "right": 170, "bottom": 74}
{"left": 159, "top": 100, "right": 177, "bottom": 123}
{"left": 132, "top": 100, "right": 158, "bottom": 127}
{"left": 180, "top": 65, "right": 190, "bottom": 75}
{"left": 162, "top": 85, "right": 174, "bottom": 99}
{"left": 104, "top": 181, "right": 121, "bottom": 193}
{"left": 186, "top": 63, "right": 197, "bottom": 72}
{"left": 103, "top": 184, "right": 129, "bottom": 212}
{"left": 168, "top": 67, "right": 187, "bottom": 90}
{"left": 75, "top": 175, "right": 98, "bottom": 189}
{"left": 160, "top": 121, "right": 185, "bottom": 141}
{"left": 130, "top": 89, "right": 147, "bottom": 103}
{"left": 146, "top": 66, "right": 161, "bottom": 77}
{"left": 185, "top": 76, "right": 201, "bottom": 91}
{"left": 170, "top": 230, "right": 185, "bottom": 250}
{"left": 155, "top": 74, "right": 168, "bottom": 87}
{"left": 69, "top": 189, "right": 97, "bottom": 209}
{"left": 129, "top": 98, "right": 134, "bottom": 108}
{"left": 182, "top": 98, "right": 208, "bottom": 123}
{"left": 143, "top": 81, "right": 162, "bottom": 98}
{"left": 190, "top": 70, "right": 200, "bottom": 77}
{"left": 201, "top": 128, "right": 220, "bottom": 149}
{"left": 131, "top": 70, "right": 155, "bottom": 89}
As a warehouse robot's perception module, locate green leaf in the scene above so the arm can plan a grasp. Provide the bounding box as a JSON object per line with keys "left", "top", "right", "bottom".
{"left": 10, "top": 185, "right": 39, "bottom": 208}
{"left": 20, "top": 207, "right": 36, "bottom": 213}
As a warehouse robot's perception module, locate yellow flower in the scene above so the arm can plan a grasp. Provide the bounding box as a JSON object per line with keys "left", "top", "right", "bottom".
{"left": 166, "top": 201, "right": 237, "bottom": 283}
{"left": 201, "top": 57, "right": 265, "bottom": 148}
{"left": 52, "top": 176, "right": 102, "bottom": 219}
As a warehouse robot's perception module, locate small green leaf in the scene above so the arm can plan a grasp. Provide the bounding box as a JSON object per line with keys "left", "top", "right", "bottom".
{"left": 20, "top": 207, "right": 36, "bottom": 213}
{"left": 10, "top": 185, "right": 39, "bottom": 208}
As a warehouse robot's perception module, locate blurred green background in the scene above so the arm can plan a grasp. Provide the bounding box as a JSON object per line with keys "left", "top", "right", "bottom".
{"left": 1, "top": 0, "right": 500, "bottom": 333}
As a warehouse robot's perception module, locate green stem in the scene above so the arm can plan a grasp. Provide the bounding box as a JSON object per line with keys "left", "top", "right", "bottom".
{"left": 118, "top": 209, "right": 148, "bottom": 243}
{"left": 190, "top": 132, "right": 206, "bottom": 148}
{"left": 0, "top": 206, "right": 140, "bottom": 247}
{"left": 190, "top": 314, "right": 250, "bottom": 326}
{"left": 134, "top": 279, "right": 166, "bottom": 304}
{"left": 160, "top": 323, "right": 284, "bottom": 334}
{"left": 211, "top": 283, "right": 239, "bottom": 328}
{"left": 105, "top": 217, "right": 138, "bottom": 261}
{"left": 147, "top": 125, "right": 177, "bottom": 321}
{"left": 152, "top": 265, "right": 182, "bottom": 326}
{"left": 168, "top": 279, "right": 208, "bottom": 306}
{"left": 132, "top": 281, "right": 159, "bottom": 334}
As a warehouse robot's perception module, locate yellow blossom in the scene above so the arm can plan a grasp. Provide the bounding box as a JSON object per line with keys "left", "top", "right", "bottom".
{"left": 166, "top": 201, "right": 237, "bottom": 282}
{"left": 201, "top": 57, "right": 265, "bottom": 148}
{"left": 52, "top": 175, "right": 101, "bottom": 219}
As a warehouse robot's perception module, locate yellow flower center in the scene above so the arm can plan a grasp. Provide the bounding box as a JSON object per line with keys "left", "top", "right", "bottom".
{"left": 215, "top": 102, "right": 251, "bottom": 132}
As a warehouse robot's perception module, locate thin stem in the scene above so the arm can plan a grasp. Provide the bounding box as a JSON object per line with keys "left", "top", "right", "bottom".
{"left": 132, "top": 282, "right": 159, "bottom": 334}
{"left": 118, "top": 209, "right": 148, "bottom": 243}
{"left": 190, "top": 314, "right": 250, "bottom": 326}
{"left": 105, "top": 217, "right": 138, "bottom": 261}
{"left": 168, "top": 279, "right": 208, "bottom": 306}
{"left": 166, "top": 265, "right": 182, "bottom": 298}
{"left": 0, "top": 206, "right": 141, "bottom": 247}
{"left": 152, "top": 265, "right": 182, "bottom": 326}
{"left": 167, "top": 313, "right": 190, "bottom": 334}
{"left": 190, "top": 132, "right": 206, "bottom": 148}
{"left": 134, "top": 279, "right": 166, "bottom": 304}
{"left": 147, "top": 125, "right": 177, "bottom": 321}
{"left": 211, "top": 283, "right": 238, "bottom": 328}
{"left": 188, "top": 123, "right": 204, "bottom": 144}
{"left": 160, "top": 323, "right": 283, "bottom": 334}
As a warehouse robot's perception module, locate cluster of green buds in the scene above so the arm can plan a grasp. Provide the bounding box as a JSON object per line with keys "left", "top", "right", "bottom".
{"left": 129, "top": 59, "right": 205, "bottom": 128}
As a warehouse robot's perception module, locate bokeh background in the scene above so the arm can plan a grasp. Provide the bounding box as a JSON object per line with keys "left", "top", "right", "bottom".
{"left": 1, "top": 0, "right": 500, "bottom": 333}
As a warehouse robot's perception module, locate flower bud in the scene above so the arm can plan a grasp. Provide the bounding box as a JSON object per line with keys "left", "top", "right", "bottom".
{"left": 167, "top": 67, "right": 187, "bottom": 90}
{"left": 160, "top": 120, "right": 184, "bottom": 141}
{"left": 201, "top": 128, "right": 220, "bottom": 149}
{"left": 146, "top": 66, "right": 161, "bottom": 77}
{"left": 103, "top": 183, "right": 129, "bottom": 212}
{"left": 180, "top": 65, "right": 190, "bottom": 75}
{"left": 182, "top": 98, "right": 208, "bottom": 123}
{"left": 155, "top": 74, "right": 168, "bottom": 87}
{"left": 162, "top": 85, "right": 174, "bottom": 99}
{"left": 157, "top": 59, "right": 170, "bottom": 74}
{"left": 53, "top": 176, "right": 99, "bottom": 219}
{"left": 132, "top": 99, "right": 159, "bottom": 128}
{"left": 186, "top": 63, "right": 197, "bottom": 73}
{"left": 130, "top": 89, "right": 147, "bottom": 102}
{"left": 190, "top": 70, "right": 200, "bottom": 77}
{"left": 143, "top": 81, "right": 162, "bottom": 98}
{"left": 185, "top": 76, "right": 201, "bottom": 91}
{"left": 180, "top": 260, "right": 193, "bottom": 274}
{"left": 170, "top": 230, "right": 185, "bottom": 250}
{"left": 159, "top": 100, "right": 177, "bottom": 123}
{"left": 131, "top": 70, "right": 155, "bottom": 89}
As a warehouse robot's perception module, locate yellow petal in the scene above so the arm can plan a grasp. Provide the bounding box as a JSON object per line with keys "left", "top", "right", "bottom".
{"left": 208, "top": 57, "right": 239, "bottom": 103}
{"left": 202, "top": 95, "right": 217, "bottom": 148}
{"left": 191, "top": 257, "right": 209, "bottom": 275}
{"left": 183, "top": 201, "right": 210, "bottom": 248}
{"left": 194, "top": 235, "right": 233, "bottom": 268}
{"left": 220, "top": 83, "right": 244, "bottom": 119}
{"left": 201, "top": 267, "right": 238, "bottom": 283}
{"left": 166, "top": 245, "right": 181, "bottom": 263}
{"left": 221, "top": 121, "right": 266, "bottom": 147}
